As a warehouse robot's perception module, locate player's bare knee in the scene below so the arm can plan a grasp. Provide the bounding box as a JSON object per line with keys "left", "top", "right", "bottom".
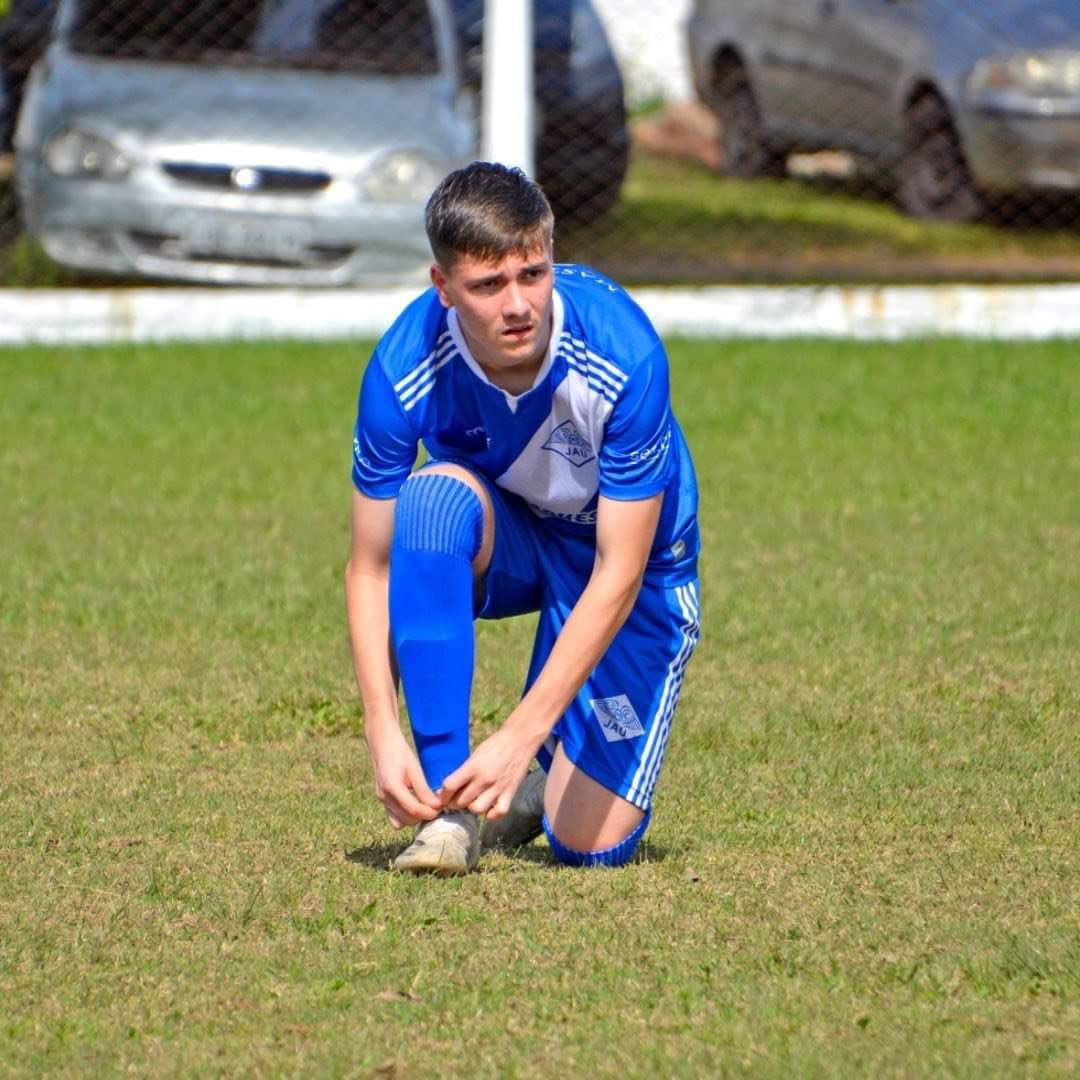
{"left": 543, "top": 802, "right": 645, "bottom": 853}
{"left": 542, "top": 807, "right": 652, "bottom": 868}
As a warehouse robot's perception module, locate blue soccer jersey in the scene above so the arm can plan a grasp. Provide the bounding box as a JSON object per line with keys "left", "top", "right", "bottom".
{"left": 352, "top": 264, "right": 699, "bottom": 586}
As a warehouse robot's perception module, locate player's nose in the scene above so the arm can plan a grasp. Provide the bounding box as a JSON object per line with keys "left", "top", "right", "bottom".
{"left": 502, "top": 282, "right": 530, "bottom": 320}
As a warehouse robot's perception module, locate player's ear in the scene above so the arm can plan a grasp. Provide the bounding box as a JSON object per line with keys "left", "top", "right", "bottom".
{"left": 430, "top": 263, "right": 453, "bottom": 308}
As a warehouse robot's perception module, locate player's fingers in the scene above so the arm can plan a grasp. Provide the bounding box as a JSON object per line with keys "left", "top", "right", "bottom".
{"left": 486, "top": 787, "right": 515, "bottom": 822}
{"left": 439, "top": 763, "right": 469, "bottom": 800}
{"left": 467, "top": 786, "right": 500, "bottom": 817}
{"left": 447, "top": 777, "right": 487, "bottom": 811}
{"left": 440, "top": 780, "right": 471, "bottom": 810}
{"left": 438, "top": 775, "right": 475, "bottom": 811}
{"left": 386, "top": 782, "right": 433, "bottom": 825}
{"left": 383, "top": 787, "right": 423, "bottom": 829}
{"left": 407, "top": 765, "right": 441, "bottom": 810}
{"left": 375, "top": 786, "right": 404, "bottom": 829}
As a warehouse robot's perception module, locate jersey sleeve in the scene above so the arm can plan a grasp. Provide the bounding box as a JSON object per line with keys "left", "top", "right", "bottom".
{"left": 598, "top": 343, "right": 677, "bottom": 500}
{"left": 351, "top": 355, "right": 418, "bottom": 499}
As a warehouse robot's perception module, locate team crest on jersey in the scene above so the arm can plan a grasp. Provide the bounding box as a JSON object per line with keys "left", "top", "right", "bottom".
{"left": 542, "top": 420, "right": 596, "bottom": 468}
{"left": 591, "top": 695, "right": 644, "bottom": 742}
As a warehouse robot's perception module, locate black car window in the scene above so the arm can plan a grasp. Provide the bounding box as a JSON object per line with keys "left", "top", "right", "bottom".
{"left": 68, "top": 0, "right": 439, "bottom": 75}
{"left": 315, "top": 0, "right": 438, "bottom": 74}
{"left": 69, "top": 0, "right": 263, "bottom": 62}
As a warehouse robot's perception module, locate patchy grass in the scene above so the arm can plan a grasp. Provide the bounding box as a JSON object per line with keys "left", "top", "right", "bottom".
{"left": 1, "top": 337, "right": 1078, "bottom": 1076}
{"left": 562, "top": 154, "right": 1080, "bottom": 283}
{"left": 0, "top": 233, "right": 86, "bottom": 287}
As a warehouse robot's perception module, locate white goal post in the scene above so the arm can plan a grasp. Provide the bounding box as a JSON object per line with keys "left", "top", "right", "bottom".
{"left": 481, "top": 0, "right": 535, "bottom": 177}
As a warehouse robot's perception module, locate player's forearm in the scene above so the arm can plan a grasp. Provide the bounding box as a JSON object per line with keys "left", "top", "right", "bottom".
{"left": 508, "top": 564, "right": 643, "bottom": 742}
{"left": 344, "top": 560, "right": 400, "bottom": 741}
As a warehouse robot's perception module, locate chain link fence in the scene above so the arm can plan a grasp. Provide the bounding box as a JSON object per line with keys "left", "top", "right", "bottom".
{"left": 2, "top": 0, "right": 1080, "bottom": 285}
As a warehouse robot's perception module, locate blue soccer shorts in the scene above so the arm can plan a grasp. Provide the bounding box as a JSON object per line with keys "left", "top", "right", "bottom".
{"left": 469, "top": 473, "right": 701, "bottom": 812}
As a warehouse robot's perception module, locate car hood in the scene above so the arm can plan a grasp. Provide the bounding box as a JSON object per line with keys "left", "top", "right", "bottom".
{"left": 44, "top": 54, "right": 465, "bottom": 166}
{"left": 978, "top": 1, "right": 1080, "bottom": 51}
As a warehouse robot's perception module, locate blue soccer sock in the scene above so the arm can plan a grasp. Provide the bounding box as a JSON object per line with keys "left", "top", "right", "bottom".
{"left": 542, "top": 806, "right": 653, "bottom": 868}
{"left": 389, "top": 474, "right": 484, "bottom": 792}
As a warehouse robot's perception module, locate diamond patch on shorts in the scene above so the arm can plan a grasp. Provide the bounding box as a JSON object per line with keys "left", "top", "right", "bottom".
{"left": 591, "top": 694, "right": 644, "bottom": 742}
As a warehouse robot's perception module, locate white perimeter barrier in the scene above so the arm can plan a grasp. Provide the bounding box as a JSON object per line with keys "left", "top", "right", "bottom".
{"left": 2, "top": 284, "right": 1080, "bottom": 346}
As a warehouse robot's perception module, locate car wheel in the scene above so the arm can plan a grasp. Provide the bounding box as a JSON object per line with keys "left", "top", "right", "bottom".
{"left": 539, "top": 128, "right": 629, "bottom": 229}
{"left": 714, "top": 68, "right": 786, "bottom": 179}
{"left": 896, "top": 95, "right": 985, "bottom": 222}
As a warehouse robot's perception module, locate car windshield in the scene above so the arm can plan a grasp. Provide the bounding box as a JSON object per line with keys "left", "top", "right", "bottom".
{"left": 68, "top": 0, "right": 440, "bottom": 75}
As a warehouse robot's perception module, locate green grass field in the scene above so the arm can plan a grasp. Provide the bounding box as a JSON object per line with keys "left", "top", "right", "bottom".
{"left": 566, "top": 156, "right": 1080, "bottom": 284}
{"left": 1, "top": 337, "right": 1077, "bottom": 1076}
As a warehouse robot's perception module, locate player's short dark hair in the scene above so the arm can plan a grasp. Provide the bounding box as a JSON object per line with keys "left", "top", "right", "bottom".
{"left": 426, "top": 161, "right": 554, "bottom": 270}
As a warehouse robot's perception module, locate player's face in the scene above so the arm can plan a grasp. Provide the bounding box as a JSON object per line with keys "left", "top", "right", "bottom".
{"left": 431, "top": 243, "right": 555, "bottom": 391}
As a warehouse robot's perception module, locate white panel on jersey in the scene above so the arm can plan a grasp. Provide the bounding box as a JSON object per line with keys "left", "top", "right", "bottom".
{"left": 495, "top": 367, "right": 613, "bottom": 518}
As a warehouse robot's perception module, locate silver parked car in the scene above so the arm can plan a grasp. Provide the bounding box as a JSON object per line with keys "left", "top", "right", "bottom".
{"left": 15, "top": 0, "right": 475, "bottom": 285}
{"left": 687, "top": 0, "right": 1080, "bottom": 221}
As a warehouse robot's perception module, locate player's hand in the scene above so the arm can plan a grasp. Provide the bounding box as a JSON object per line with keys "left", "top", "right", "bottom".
{"left": 439, "top": 726, "right": 537, "bottom": 819}
{"left": 366, "top": 726, "right": 442, "bottom": 830}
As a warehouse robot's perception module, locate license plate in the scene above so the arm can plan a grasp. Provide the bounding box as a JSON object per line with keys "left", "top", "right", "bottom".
{"left": 182, "top": 215, "right": 309, "bottom": 261}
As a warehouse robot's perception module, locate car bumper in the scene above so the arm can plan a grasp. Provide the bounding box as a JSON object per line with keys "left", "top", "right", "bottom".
{"left": 23, "top": 176, "right": 433, "bottom": 286}
{"left": 963, "top": 105, "right": 1080, "bottom": 194}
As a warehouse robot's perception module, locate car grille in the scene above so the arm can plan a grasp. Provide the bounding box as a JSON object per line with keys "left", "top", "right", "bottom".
{"left": 161, "top": 162, "right": 333, "bottom": 193}
{"left": 126, "top": 230, "right": 353, "bottom": 269}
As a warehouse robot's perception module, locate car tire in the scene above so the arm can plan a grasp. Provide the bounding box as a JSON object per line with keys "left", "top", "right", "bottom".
{"left": 540, "top": 131, "right": 628, "bottom": 228}
{"left": 714, "top": 68, "right": 786, "bottom": 179}
{"left": 896, "top": 94, "right": 985, "bottom": 223}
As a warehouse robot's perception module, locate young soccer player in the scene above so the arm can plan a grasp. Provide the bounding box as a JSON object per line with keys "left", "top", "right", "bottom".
{"left": 345, "top": 162, "right": 700, "bottom": 874}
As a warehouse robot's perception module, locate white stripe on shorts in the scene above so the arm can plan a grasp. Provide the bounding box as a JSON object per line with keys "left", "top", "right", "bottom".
{"left": 625, "top": 581, "right": 700, "bottom": 807}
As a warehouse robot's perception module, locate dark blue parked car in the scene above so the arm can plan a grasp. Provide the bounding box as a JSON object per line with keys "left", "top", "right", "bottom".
{"left": 0, "top": 0, "right": 56, "bottom": 149}
{"left": 448, "top": 0, "right": 629, "bottom": 226}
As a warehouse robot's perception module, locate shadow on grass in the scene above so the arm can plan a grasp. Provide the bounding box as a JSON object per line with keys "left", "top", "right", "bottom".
{"left": 484, "top": 839, "right": 674, "bottom": 869}
{"left": 342, "top": 840, "right": 558, "bottom": 873}
{"left": 343, "top": 841, "right": 400, "bottom": 870}
{"left": 342, "top": 839, "right": 674, "bottom": 872}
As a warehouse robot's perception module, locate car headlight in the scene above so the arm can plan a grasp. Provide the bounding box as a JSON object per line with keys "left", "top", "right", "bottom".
{"left": 969, "top": 52, "right": 1080, "bottom": 99}
{"left": 362, "top": 151, "right": 441, "bottom": 203}
{"left": 44, "top": 129, "right": 130, "bottom": 179}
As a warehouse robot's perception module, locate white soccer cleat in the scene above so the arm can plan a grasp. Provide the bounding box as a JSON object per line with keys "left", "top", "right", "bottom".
{"left": 392, "top": 810, "right": 480, "bottom": 876}
{"left": 481, "top": 768, "right": 547, "bottom": 851}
